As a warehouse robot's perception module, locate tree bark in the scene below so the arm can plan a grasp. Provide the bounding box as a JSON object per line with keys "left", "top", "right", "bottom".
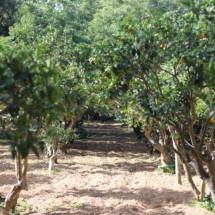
{"left": 188, "top": 159, "right": 215, "bottom": 202}
{"left": 170, "top": 128, "right": 182, "bottom": 184}
{"left": 160, "top": 148, "right": 172, "bottom": 165}
{"left": 15, "top": 149, "right": 29, "bottom": 190}
{"left": 3, "top": 181, "right": 23, "bottom": 215}
{"left": 182, "top": 163, "right": 200, "bottom": 199}
{"left": 48, "top": 139, "right": 58, "bottom": 171}
{"left": 211, "top": 130, "right": 215, "bottom": 150}
{"left": 205, "top": 177, "right": 215, "bottom": 203}
{"left": 200, "top": 180, "right": 206, "bottom": 201}
{"left": 22, "top": 155, "right": 29, "bottom": 190}
{"left": 175, "top": 154, "right": 182, "bottom": 185}
{"left": 15, "top": 149, "right": 22, "bottom": 182}
{"left": 144, "top": 124, "right": 172, "bottom": 165}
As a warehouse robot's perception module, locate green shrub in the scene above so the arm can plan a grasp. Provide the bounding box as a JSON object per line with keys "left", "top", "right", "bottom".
{"left": 158, "top": 163, "right": 175, "bottom": 174}
{"left": 190, "top": 197, "right": 215, "bottom": 212}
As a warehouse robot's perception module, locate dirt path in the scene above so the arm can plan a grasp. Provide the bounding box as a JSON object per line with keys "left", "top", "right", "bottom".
{"left": 0, "top": 121, "right": 213, "bottom": 214}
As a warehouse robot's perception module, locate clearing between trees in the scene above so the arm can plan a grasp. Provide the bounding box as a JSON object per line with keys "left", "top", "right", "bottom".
{"left": 0, "top": 121, "right": 213, "bottom": 215}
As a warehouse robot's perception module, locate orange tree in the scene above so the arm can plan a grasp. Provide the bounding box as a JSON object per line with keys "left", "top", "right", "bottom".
{"left": 91, "top": 0, "right": 215, "bottom": 202}
{"left": 0, "top": 49, "right": 61, "bottom": 213}
{"left": 41, "top": 60, "right": 98, "bottom": 171}
{"left": 2, "top": 0, "right": 104, "bottom": 172}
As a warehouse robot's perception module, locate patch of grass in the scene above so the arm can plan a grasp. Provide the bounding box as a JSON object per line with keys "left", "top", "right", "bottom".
{"left": 190, "top": 197, "right": 215, "bottom": 212}
{"left": 72, "top": 202, "right": 86, "bottom": 210}
{"left": 28, "top": 184, "right": 35, "bottom": 189}
{"left": 52, "top": 204, "right": 64, "bottom": 211}
{"left": 16, "top": 201, "right": 32, "bottom": 213}
{"left": 43, "top": 168, "right": 58, "bottom": 173}
{"left": 158, "top": 163, "right": 175, "bottom": 174}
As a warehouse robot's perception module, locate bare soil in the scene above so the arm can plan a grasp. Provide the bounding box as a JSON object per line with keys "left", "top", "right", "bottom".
{"left": 0, "top": 121, "right": 214, "bottom": 215}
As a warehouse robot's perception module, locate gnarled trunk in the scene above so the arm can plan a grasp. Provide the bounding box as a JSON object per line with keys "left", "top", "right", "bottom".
{"left": 159, "top": 146, "right": 172, "bottom": 165}
{"left": 144, "top": 123, "right": 172, "bottom": 165}
{"left": 3, "top": 181, "right": 23, "bottom": 215}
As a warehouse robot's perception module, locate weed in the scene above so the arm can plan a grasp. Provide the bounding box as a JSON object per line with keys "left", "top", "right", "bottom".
{"left": 52, "top": 204, "right": 64, "bottom": 211}
{"left": 28, "top": 184, "right": 35, "bottom": 189}
{"left": 190, "top": 197, "right": 215, "bottom": 212}
{"left": 50, "top": 199, "right": 56, "bottom": 203}
{"left": 158, "top": 163, "right": 175, "bottom": 174}
{"left": 16, "top": 201, "right": 32, "bottom": 213}
{"left": 72, "top": 202, "right": 86, "bottom": 210}
{"left": 43, "top": 168, "right": 58, "bottom": 173}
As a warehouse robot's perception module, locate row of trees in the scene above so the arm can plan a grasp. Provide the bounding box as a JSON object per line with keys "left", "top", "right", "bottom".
{"left": 91, "top": 0, "right": 215, "bottom": 202}
{"left": 1, "top": 0, "right": 215, "bottom": 213}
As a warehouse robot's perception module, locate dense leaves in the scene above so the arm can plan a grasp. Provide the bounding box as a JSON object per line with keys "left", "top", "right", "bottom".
{"left": 0, "top": 49, "right": 61, "bottom": 157}
{"left": 0, "top": 0, "right": 20, "bottom": 36}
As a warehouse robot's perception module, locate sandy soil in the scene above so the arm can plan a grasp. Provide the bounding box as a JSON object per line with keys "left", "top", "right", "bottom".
{"left": 0, "top": 121, "right": 214, "bottom": 215}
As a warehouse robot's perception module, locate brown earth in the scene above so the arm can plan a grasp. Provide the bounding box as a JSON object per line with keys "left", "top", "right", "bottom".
{"left": 0, "top": 121, "right": 214, "bottom": 215}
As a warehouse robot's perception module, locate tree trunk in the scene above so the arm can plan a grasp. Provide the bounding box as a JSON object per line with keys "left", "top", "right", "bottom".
{"left": 160, "top": 148, "right": 172, "bottom": 165}
{"left": 205, "top": 177, "right": 215, "bottom": 203}
{"left": 3, "top": 181, "right": 23, "bottom": 215}
{"left": 187, "top": 159, "right": 215, "bottom": 201}
{"left": 48, "top": 139, "right": 58, "bottom": 171}
{"left": 211, "top": 130, "right": 215, "bottom": 150}
{"left": 144, "top": 126, "right": 172, "bottom": 165}
{"left": 15, "top": 149, "right": 29, "bottom": 190}
{"left": 15, "top": 149, "right": 22, "bottom": 182}
{"left": 200, "top": 180, "right": 206, "bottom": 201}
{"left": 175, "top": 154, "right": 182, "bottom": 185}
{"left": 182, "top": 163, "right": 200, "bottom": 199}
{"left": 170, "top": 129, "right": 182, "bottom": 185}
{"left": 22, "top": 155, "right": 29, "bottom": 190}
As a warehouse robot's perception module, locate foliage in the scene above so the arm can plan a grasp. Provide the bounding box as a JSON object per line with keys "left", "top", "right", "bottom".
{"left": 8, "top": 0, "right": 99, "bottom": 63}
{"left": 0, "top": 0, "right": 20, "bottom": 36}
{"left": 88, "top": 0, "right": 180, "bottom": 40}
{"left": 90, "top": 0, "right": 215, "bottom": 202}
{"left": 190, "top": 197, "right": 215, "bottom": 212}
{"left": 76, "top": 126, "right": 91, "bottom": 140}
{"left": 158, "top": 164, "right": 175, "bottom": 174}
{"left": 0, "top": 49, "right": 61, "bottom": 157}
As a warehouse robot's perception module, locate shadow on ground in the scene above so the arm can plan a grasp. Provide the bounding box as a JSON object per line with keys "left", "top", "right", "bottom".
{"left": 30, "top": 187, "right": 189, "bottom": 215}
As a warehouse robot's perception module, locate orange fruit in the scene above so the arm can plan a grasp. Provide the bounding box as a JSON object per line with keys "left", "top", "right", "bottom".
{"left": 210, "top": 118, "right": 215, "bottom": 123}
{"left": 198, "top": 33, "right": 205, "bottom": 38}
